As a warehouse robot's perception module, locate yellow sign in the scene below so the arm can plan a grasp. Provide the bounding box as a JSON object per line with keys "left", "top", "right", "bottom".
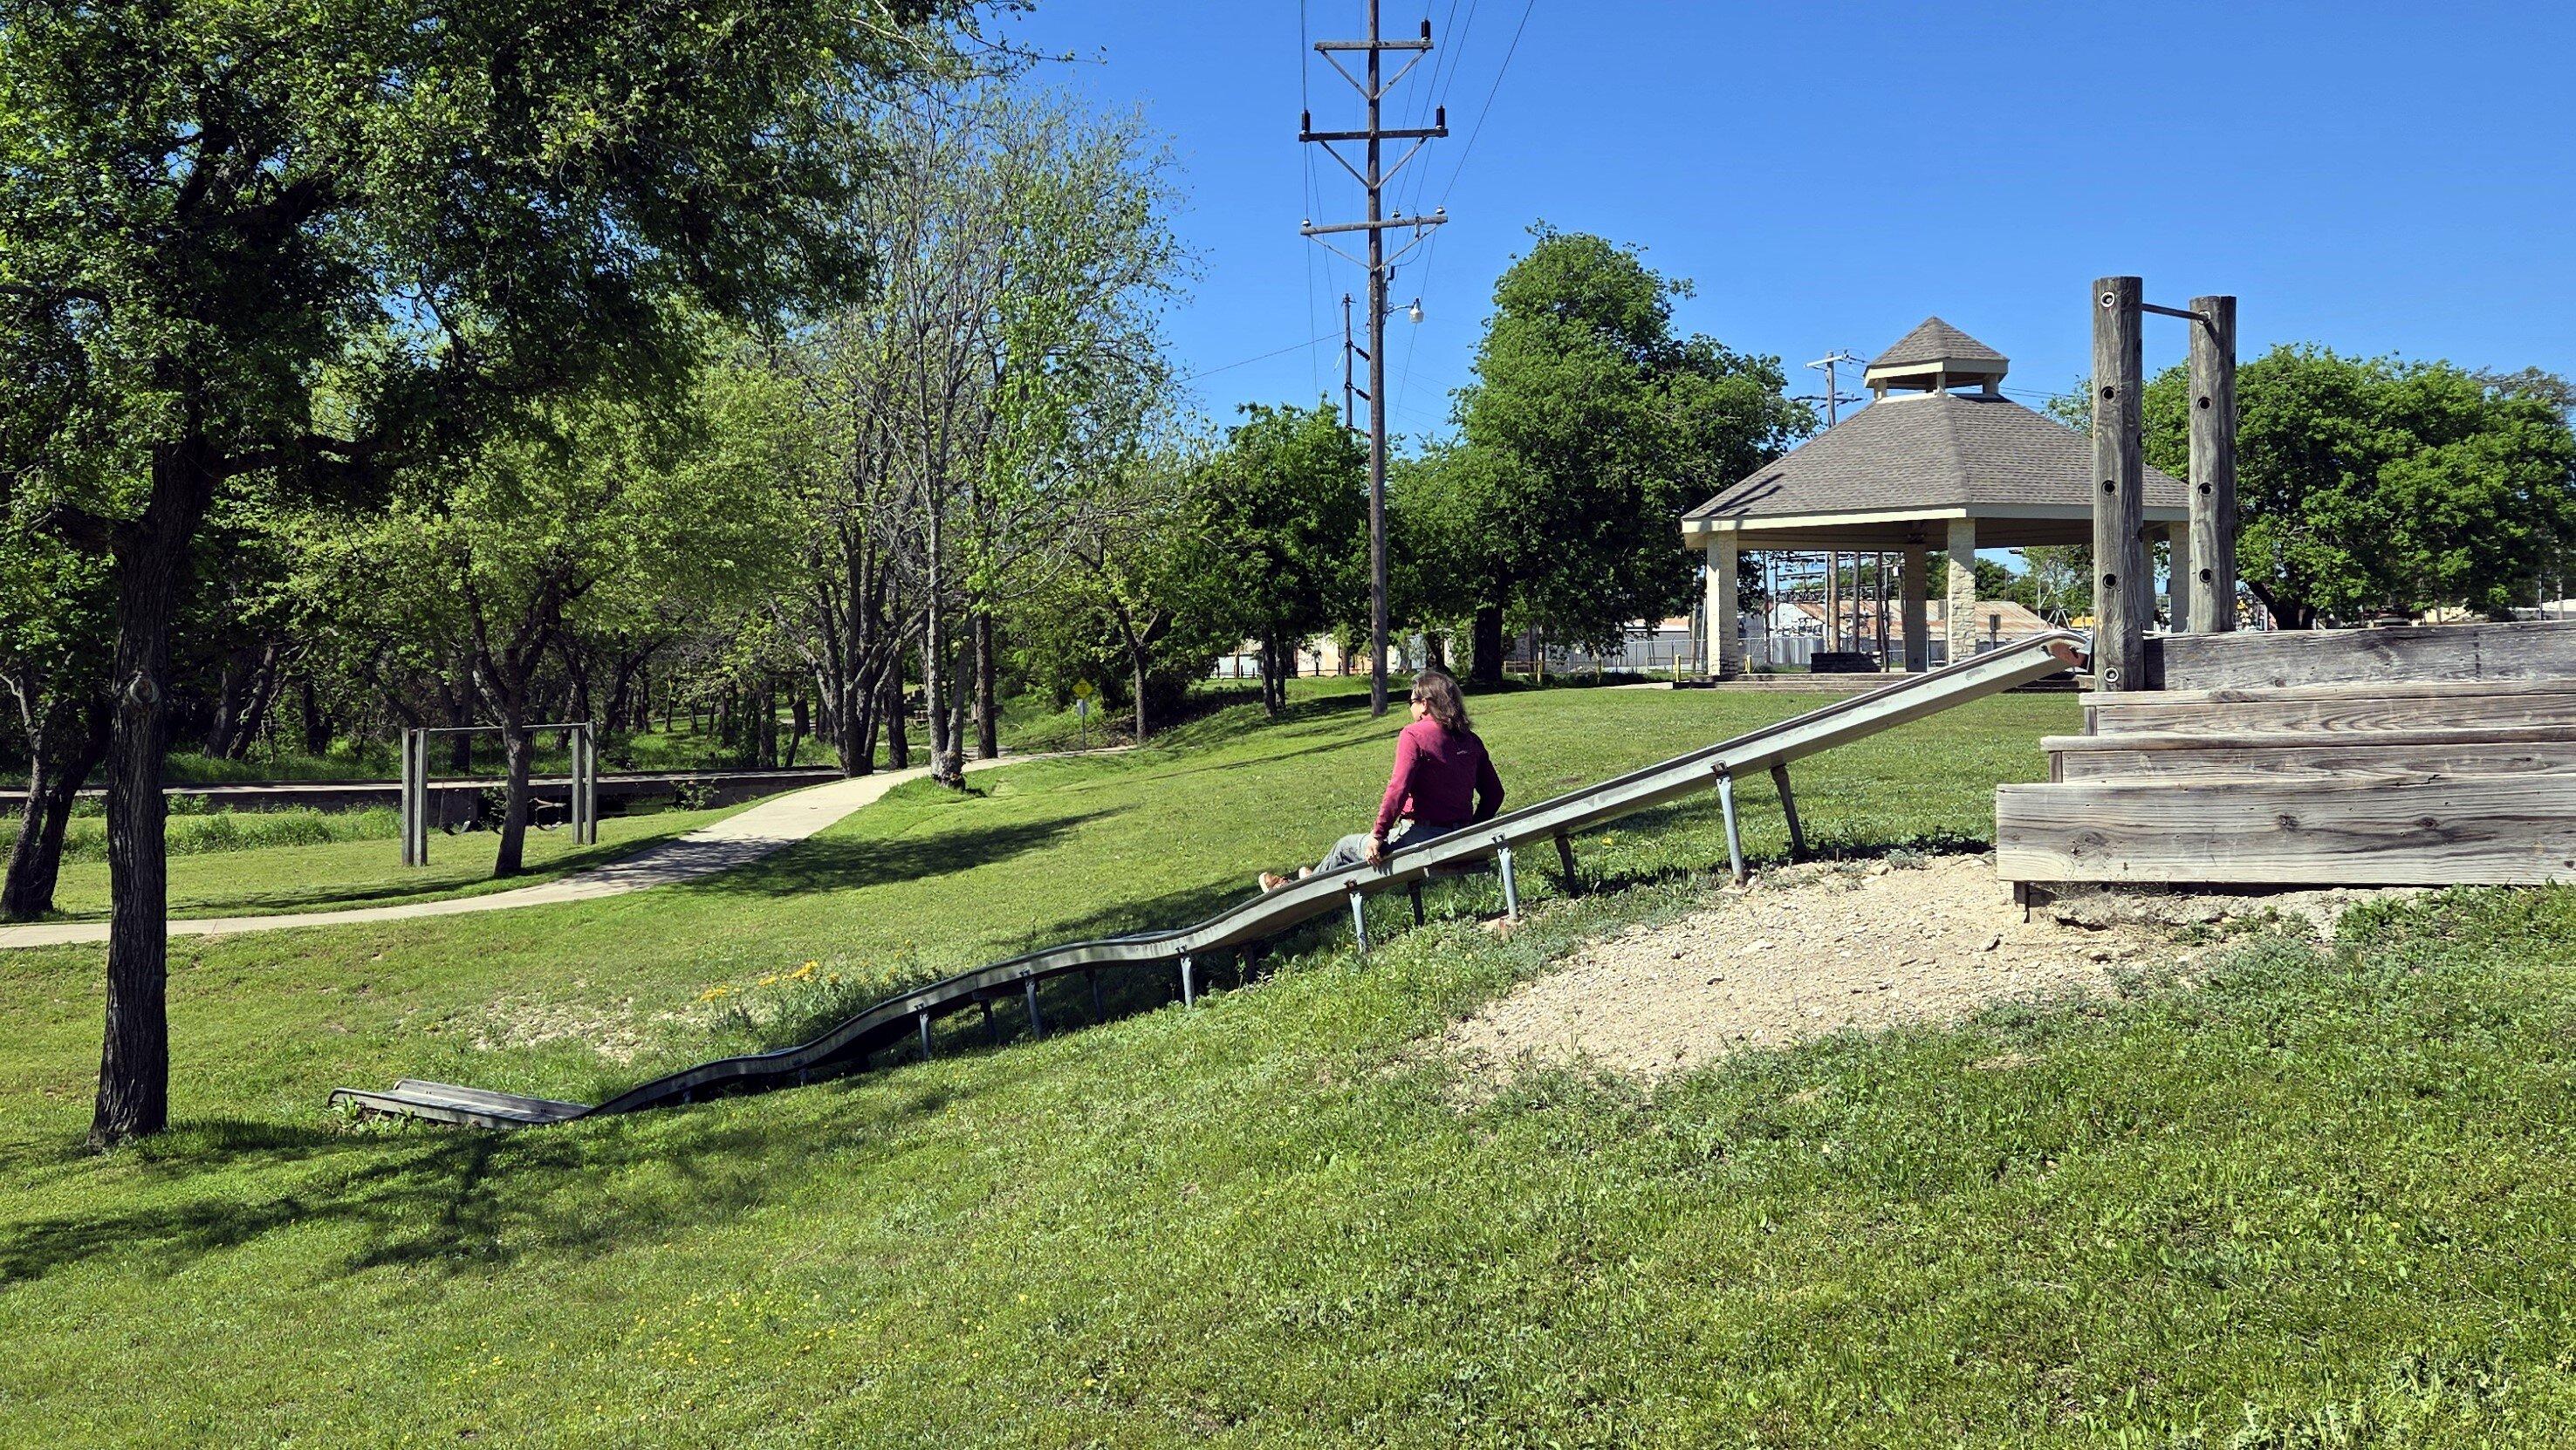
{"left": 1072, "top": 680, "right": 1096, "bottom": 699}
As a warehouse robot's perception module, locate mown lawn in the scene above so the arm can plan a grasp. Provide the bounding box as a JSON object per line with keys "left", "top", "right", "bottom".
{"left": 10, "top": 681, "right": 2576, "bottom": 1446}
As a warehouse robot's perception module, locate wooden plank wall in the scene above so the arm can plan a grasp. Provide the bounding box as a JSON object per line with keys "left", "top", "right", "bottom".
{"left": 2146, "top": 619, "right": 2576, "bottom": 692}
{"left": 1996, "top": 776, "right": 2576, "bottom": 885}
{"left": 2086, "top": 680, "right": 2576, "bottom": 737}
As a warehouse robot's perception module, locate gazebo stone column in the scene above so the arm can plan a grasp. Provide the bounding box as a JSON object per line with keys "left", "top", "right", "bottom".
{"left": 1703, "top": 532, "right": 1744, "bottom": 678}
{"left": 1944, "top": 518, "right": 1978, "bottom": 664}
{"left": 1901, "top": 543, "right": 1929, "bottom": 673}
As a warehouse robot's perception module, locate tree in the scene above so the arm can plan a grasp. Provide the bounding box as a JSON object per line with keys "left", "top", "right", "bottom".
{"left": 1202, "top": 403, "right": 1366, "bottom": 715}
{"left": 1435, "top": 229, "right": 1808, "bottom": 682}
{"left": 296, "top": 351, "right": 799, "bottom": 875}
{"left": 2144, "top": 349, "right": 2576, "bottom": 626}
{"left": 787, "top": 85, "right": 1177, "bottom": 786}
{"left": 1033, "top": 442, "right": 1239, "bottom": 741}
{"left": 0, "top": 0, "right": 976, "bottom": 1145}
{"left": 0, "top": 523, "right": 110, "bottom": 919}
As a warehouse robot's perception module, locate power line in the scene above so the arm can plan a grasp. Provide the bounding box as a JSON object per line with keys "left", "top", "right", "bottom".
{"left": 1429, "top": 0, "right": 1533, "bottom": 211}
{"left": 1176, "top": 328, "right": 1345, "bottom": 386}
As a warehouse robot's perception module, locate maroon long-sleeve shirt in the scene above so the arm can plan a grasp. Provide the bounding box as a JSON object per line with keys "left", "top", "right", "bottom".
{"left": 1374, "top": 717, "right": 1505, "bottom": 838}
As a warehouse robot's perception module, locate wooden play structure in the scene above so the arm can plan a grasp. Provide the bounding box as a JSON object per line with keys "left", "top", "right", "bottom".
{"left": 1996, "top": 279, "right": 2576, "bottom": 891}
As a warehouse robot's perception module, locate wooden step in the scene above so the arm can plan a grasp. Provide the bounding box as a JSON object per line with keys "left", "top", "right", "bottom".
{"left": 2044, "top": 726, "right": 2576, "bottom": 783}
{"left": 1995, "top": 774, "right": 2576, "bottom": 886}
{"left": 2148, "top": 619, "right": 2576, "bottom": 691}
{"left": 327, "top": 1079, "right": 590, "bottom": 1128}
{"left": 2086, "top": 678, "right": 2576, "bottom": 737}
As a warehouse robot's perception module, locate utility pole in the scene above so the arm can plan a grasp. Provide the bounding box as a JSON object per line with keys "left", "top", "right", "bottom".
{"left": 1799, "top": 351, "right": 1866, "bottom": 649}
{"left": 1302, "top": 3, "right": 1446, "bottom": 718}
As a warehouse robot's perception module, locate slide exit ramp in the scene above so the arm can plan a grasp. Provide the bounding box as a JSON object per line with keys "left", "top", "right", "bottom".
{"left": 332, "top": 632, "right": 2085, "bottom": 1127}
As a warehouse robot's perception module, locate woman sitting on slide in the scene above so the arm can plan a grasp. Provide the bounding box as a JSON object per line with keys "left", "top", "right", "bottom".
{"left": 1259, "top": 669, "right": 1504, "bottom": 892}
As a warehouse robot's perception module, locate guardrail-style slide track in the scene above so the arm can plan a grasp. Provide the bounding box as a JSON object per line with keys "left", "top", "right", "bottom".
{"left": 332, "top": 633, "right": 2085, "bottom": 1127}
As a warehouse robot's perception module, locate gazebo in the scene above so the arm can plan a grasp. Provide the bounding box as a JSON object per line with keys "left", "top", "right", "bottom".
{"left": 1680, "top": 318, "right": 2189, "bottom": 676}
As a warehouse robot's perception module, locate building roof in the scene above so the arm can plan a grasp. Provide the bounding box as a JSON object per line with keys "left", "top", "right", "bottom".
{"left": 1684, "top": 389, "right": 2189, "bottom": 524}
{"left": 1868, "top": 317, "right": 2007, "bottom": 373}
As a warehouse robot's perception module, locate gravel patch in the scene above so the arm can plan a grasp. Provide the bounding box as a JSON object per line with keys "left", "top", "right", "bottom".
{"left": 1445, "top": 853, "right": 2415, "bottom": 1085}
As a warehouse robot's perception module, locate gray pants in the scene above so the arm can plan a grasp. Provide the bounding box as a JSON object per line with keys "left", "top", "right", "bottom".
{"left": 1315, "top": 819, "right": 1460, "bottom": 874}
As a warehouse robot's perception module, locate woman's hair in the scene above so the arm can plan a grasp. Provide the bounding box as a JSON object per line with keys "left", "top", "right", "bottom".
{"left": 1409, "top": 669, "right": 1471, "bottom": 732}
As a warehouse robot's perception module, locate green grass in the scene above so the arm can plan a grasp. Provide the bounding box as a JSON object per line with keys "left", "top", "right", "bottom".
{"left": 9, "top": 682, "right": 2576, "bottom": 1445}
{"left": 33, "top": 803, "right": 742, "bottom": 921}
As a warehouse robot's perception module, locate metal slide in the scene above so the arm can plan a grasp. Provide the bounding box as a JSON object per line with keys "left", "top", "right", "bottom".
{"left": 332, "top": 632, "right": 2086, "bottom": 1127}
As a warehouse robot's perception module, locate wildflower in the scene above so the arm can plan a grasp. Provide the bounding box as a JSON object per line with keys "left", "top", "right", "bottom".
{"left": 758, "top": 975, "right": 778, "bottom": 987}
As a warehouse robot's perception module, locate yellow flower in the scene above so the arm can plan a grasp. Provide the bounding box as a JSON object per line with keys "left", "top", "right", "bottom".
{"left": 758, "top": 975, "right": 778, "bottom": 987}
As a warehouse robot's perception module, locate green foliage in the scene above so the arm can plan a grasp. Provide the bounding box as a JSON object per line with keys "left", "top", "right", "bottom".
{"left": 1414, "top": 229, "right": 1810, "bottom": 653}
{"left": 1200, "top": 401, "right": 1367, "bottom": 686}
{"left": 2136, "top": 349, "right": 2576, "bottom": 626}
{"left": 0, "top": 0, "right": 969, "bottom": 514}
{"left": 1011, "top": 444, "right": 1242, "bottom": 731}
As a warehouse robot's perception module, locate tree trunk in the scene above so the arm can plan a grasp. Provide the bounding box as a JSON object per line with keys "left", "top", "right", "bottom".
{"left": 440, "top": 680, "right": 474, "bottom": 770}
{"left": 1469, "top": 603, "right": 1506, "bottom": 687}
{"left": 93, "top": 437, "right": 216, "bottom": 1147}
{"left": 1425, "top": 630, "right": 1448, "bottom": 674}
{"left": 972, "top": 612, "right": 998, "bottom": 761}
{"left": 229, "top": 641, "right": 284, "bottom": 761}
{"left": 924, "top": 603, "right": 961, "bottom": 788}
{"left": 785, "top": 691, "right": 808, "bottom": 769}
{"left": 298, "top": 675, "right": 329, "bottom": 756}
{"left": 4, "top": 694, "right": 110, "bottom": 920}
{"left": 493, "top": 708, "right": 533, "bottom": 878}
{"left": 1130, "top": 646, "right": 1150, "bottom": 744}
{"left": 880, "top": 650, "right": 911, "bottom": 769}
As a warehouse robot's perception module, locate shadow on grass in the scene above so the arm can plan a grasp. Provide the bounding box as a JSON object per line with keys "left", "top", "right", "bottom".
{"left": 681, "top": 810, "right": 1114, "bottom": 899}
{"left": 0, "top": 1076, "right": 987, "bottom": 1289}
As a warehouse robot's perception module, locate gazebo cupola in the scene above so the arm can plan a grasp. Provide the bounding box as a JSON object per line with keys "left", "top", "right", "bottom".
{"left": 1863, "top": 317, "right": 2010, "bottom": 398}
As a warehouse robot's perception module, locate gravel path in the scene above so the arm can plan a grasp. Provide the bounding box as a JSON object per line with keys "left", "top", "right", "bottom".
{"left": 0, "top": 750, "right": 1103, "bottom": 951}
{"left": 1446, "top": 854, "right": 2405, "bottom": 1084}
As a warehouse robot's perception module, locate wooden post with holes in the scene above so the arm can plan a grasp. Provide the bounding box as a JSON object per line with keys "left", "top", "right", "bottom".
{"left": 2187, "top": 294, "right": 2238, "bottom": 634}
{"left": 2092, "top": 277, "right": 2146, "bottom": 688}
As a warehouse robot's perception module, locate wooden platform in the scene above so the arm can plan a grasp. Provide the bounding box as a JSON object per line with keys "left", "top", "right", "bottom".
{"left": 1999, "top": 620, "right": 2576, "bottom": 887}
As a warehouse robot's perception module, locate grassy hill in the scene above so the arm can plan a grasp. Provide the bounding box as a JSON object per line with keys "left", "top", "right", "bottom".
{"left": 7, "top": 680, "right": 2575, "bottom": 1446}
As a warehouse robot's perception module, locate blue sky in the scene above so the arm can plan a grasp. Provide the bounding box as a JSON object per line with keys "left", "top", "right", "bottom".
{"left": 996, "top": 2, "right": 2576, "bottom": 447}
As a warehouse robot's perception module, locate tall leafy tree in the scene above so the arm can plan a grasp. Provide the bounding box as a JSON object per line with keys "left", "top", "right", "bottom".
{"left": 2144, "top": 349, "right": 2576, "bottom": 626}
{"left": 1435, "top": 229, "right": 1808, "bottom": 681}
{"left": 1202, "top": 402, "right": 1366, "bottom": 714}
{"left": 294, "top": 351, "right": 801, "bottom": 875}
{"left": 0, "top": 0, "right": 976, "bottom": 1145}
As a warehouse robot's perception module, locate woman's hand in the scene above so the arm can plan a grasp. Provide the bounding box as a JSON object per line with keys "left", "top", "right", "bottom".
{"left": 1363, "top": 832, "right": 1387, "bottom": 866}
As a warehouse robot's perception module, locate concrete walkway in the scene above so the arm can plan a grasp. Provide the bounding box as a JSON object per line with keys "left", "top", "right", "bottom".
{"left": 0, "top": 751, "right": 1091, "bottom": 952}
